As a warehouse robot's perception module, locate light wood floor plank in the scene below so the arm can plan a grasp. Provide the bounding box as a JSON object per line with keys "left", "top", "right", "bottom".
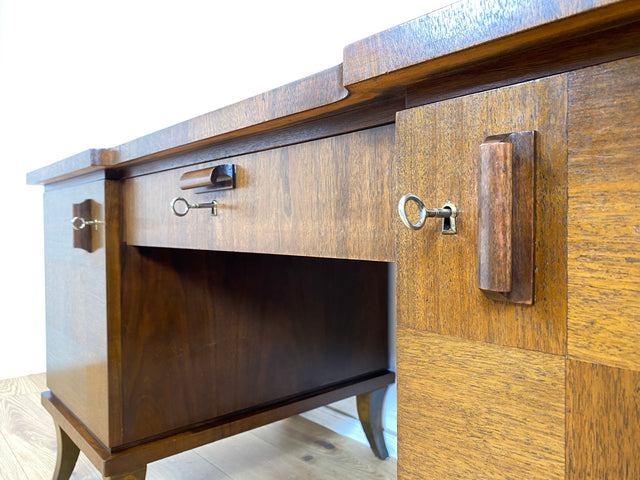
{"left": 147, "top": 449, "right": 231, "bottom": 480}
{"left": 0, "top": 392, "right": 100, "bottom": 479}
{"left": 27, "top": 373, "right": 47, "bottom": 392}
{"left": 195, "top": 422, "right": 328, "bottom": 480}
{"left": 0, "top": 431, "right": 27, "bottom": 480}
{"left": 251, "top": 416, "right": 396, "bottom": 480}
{"left": 0, "top": 376, "right": 43, "bottom": 399}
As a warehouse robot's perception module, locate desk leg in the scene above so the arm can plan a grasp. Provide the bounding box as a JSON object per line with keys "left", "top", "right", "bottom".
{"left": 356, "top": 386, "right": 390, "bottom": 460}
{"left": 104, "top": 466, "right": 147, "bottom": 479}
{"left": 51, "top": 423, "right": 80, "bottom": 480}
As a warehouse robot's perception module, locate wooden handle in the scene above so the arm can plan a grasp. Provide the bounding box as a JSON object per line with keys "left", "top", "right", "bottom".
{"left": 179, "top": 164, "right": 236, "bottom": 192}
{"left": 478, "top": 140, "right": 513, "bottom": 292}
{"left": 477, "top": 131, "right": 536, "bottom": 304}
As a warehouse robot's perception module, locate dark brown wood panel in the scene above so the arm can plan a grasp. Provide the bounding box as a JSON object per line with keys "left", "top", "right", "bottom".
{"left": 406, "top": 20, "right": 640, "bottom": 109}
{"left": 344, "top": 0, "right": 640, "bottom": 89}
{"left": 124, "top": 126, "right": 395, "bottom": 262}
{"left": 42, "top": 371, "right": 394, "bottom": 477}
{"left": 567, "top": 359, "right": 640, "bottom": 478}
{"left": 114, "top": 66, "right": 348, "bottom": 164}
{"left": 567, "top": 56, "right": 640, "bottom": 370}
{"left": 43, "top": 178, "right": 122, "bottom": 447}
{"left": 397, "top": 329, "right": 565, "bottom": 480}
{"left": 396, "top": 74, "right": 567, "bottom": 354}
{"left": 27, "top": 3, "right": 640, "bottom": 189}
{"left": 120, "top": 247, "right": 390, "bottom": 445}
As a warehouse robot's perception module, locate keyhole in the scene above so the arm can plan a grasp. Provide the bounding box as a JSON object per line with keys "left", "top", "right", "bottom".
{"left": 442, "top": 207, "right": 453, "bottom": 232}
{"left": 440, "top": 202, "right": 457, "bottom": 235}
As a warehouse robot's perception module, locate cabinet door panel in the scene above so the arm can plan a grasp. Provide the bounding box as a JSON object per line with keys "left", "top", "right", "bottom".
{"left": 398, "top": 329, "right": 565, "bottom": 480}
{"left": 567, "top": 359, "right": 640, "bottom": 478}
{"left": 567, "top": 56, "right": 640, "bottom": 370}
{"left": 396, "top": 75, "right": 567, "bottom": 354}
{"left": 396, "top": 76, "right": 568, "bottom": 479}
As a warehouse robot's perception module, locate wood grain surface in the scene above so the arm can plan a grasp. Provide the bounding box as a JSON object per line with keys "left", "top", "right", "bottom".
{"left": 344, "top": 0, "right": 640, "bottom": 88}
{"left": 43, "top": 178, "right": 123, "bottom": 448}
{"left": 27, "top": 2, "right": 640, "bottom": 188}
{"left": 120, "top": 247, "right": 390, "bottom": 445}
{"left": 43, "top": 372, "right": 394, "bottom": 477}
{"left": 26, "top": 149, "right": 115, "bottom": 186}
{"left": 124, "top": 126, "right": 395, "bottom": 262}
{"left": 397, "top": 329, "right": 565, "bottom": 480}
{"left": 567, "top": 56, "right": 640, "bottom": 371}
{"left": 405, "top": 19, "right": 640, "bottom": 110}
{"left": 477, "top": 140, "right": 513, "bottom": 293}
{"left": 115, "top": 66, "right": 348, "bottom": 163}
{"left": 0, "top": 385, "right": 99, "bottom": 480}
{"left": 566, "top": 359, "right": 640, "bottom": 478}
{"left": 396, "top": 75, "right": 567, "bottom": 354}
{"left": 0, "top": 375, "right": 395, "bottom": 480}
{"left": 477, "top": 132, "right": 536, "bottom": 304}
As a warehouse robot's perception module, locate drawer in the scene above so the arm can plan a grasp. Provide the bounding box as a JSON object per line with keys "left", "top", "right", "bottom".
{"left": 124, "top": 125, "right": 395, "bottom": 261}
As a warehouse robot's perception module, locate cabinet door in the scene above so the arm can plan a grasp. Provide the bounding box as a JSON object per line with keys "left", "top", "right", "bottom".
{"left": 43, "top": 178, "right": 122, "bottom": 447}
{"left": 395, "top": 76, "right": 568, "bottom": 479}
{"left": 565, "top": 56, "right": 640, "bottom": 479}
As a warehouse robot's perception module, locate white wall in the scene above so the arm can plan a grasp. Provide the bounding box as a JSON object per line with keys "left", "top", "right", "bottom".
{"left": 0, "top": 0, "right": 449, "bottom": 379}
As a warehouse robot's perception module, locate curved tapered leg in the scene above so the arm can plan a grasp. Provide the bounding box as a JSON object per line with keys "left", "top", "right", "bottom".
{"left": 356, "top": 386, "right": 389, "bottom": 460}
{"left": 104, "top": 466, "right": 147, "bottom": 479}
{"left": 51, "top": 423, "right": 80, "bottom": 480}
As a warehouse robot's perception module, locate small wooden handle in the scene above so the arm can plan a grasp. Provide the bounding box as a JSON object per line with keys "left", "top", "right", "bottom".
{"left": 179, "top": 167, "right": 217, "bottom": 190}
{"left": 477, "top": 131, "right": 536, "bottom": 304}
{"left": 179, "top": 164, "right": 236, "bottom": 192}
{"left": 478, "top": 140, "right": 513, "bottom": 292}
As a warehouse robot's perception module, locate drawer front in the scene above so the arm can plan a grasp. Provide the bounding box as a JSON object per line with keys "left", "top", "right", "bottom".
{"left": 124, "top": 125, "right": 395, "bottom": 261}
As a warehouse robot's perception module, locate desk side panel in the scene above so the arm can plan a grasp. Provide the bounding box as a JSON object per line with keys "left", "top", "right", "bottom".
{"left": 43, "top": 179, "right": 122, "bottom": 448}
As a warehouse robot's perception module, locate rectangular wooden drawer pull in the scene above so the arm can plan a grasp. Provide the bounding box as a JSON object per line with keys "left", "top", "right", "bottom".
{"left": 179, "top": 164, "right": 236, "bottom": 192}
{"left": 477, "top": 131, "right": 536, "bottom": 304}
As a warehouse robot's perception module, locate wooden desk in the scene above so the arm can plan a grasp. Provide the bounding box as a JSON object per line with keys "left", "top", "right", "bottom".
{"left": 29, "top": 1, "right": 640, "bottom": 478}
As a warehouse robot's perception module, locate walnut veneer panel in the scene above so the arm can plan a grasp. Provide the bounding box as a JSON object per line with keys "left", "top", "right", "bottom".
{"left": 124, "top": 126, "right": 394, "bottom": 262}
{"left": 567, "top": 359, "right": 640, "bottom": 478}
{"left": 395, "top": 75, "right": 567, "bottom": 354}
{"left": 343, "top": 0, "right": 640, "bottom": 88}
{"left": 120, "top": 248, "right": 389, "bottom": 445}
{"left": 397, "top": 329, "right": 565, "bottom": 480}
{"left": 115, "top": 66, "right": 349, "bottom": 164}
{"left": 27, "top": 2, "right": 640, "bottom": 188}
{"left": 43, "top": 178, "right": 122, "bottom": 447}
{"left": 567, "top": 56, "right": 640, "bottom": 371}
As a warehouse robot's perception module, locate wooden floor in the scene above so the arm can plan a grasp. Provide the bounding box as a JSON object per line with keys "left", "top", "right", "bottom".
{"left": 0, "top": 374, "right": 396, "bottom": 479}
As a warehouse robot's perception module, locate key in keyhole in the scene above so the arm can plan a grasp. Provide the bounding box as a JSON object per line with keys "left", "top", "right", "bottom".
{"left": 398, "top": 195, "right": 458, "bottom": 234}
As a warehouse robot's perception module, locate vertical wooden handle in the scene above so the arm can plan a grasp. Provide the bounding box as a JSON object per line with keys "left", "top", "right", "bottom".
{"left": 478, "top": 141, "right": 513, "bottom": 292}
{"left": 477, "top": 131, "right": 536, "bottom": 304}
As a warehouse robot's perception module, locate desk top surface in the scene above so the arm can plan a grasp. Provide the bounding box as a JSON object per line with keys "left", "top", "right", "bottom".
{"left": 27, "top": 0, "right": 639, "bottom": 185}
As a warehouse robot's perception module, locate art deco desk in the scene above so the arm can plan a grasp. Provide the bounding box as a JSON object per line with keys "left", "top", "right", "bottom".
{"left": 28, "top": 1, "right": 640, "bottom": 478}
